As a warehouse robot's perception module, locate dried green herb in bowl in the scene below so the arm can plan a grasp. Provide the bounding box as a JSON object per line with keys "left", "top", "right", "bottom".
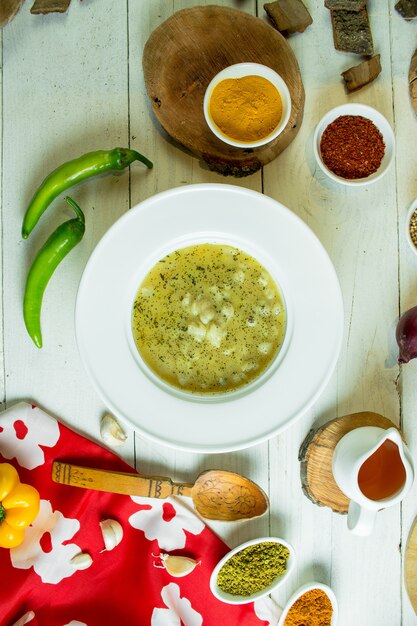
{"left": 210, "top": 537, "right": 295, "bottom": 605}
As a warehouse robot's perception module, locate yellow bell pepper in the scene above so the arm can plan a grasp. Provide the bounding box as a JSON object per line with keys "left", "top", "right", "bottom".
{"left": 0, "top": 463, "right": 40, "bottom": 548}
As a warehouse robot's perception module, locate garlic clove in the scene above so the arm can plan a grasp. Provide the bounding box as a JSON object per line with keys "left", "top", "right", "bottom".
{"left": 100, "top": 413, "right": 127, "bottom": 447}
{"left": 160, "top": 554, "right": 199, "bottom": 577}
{"left": 70, "top": 552, "right": 93, "bottom": 570}
{"left": 100, "top": 519, "right": 123, "bottom": 551}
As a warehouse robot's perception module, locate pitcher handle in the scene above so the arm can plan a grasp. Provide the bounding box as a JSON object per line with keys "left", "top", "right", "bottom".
{"left": 347, "top": 501, "right": 376, "bottom": 536}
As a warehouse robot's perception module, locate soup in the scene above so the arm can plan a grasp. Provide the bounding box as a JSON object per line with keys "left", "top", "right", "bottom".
{"left": 132, "top": 243, "right": 285, "bottom": 394}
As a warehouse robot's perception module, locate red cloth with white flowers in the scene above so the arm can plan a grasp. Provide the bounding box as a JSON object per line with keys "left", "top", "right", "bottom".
{"left": 0, "top": 402, "right": 279, "bottom": 626}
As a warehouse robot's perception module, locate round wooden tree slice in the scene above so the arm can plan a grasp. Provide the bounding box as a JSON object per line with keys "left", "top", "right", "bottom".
{"left": 298, "top": 411, "right": 401, "bottom": 513}
{"left": 143, "top": 6, "right": 305, "bottom": 177}
{"left": 405, "top": 517, "right": 417, "bottom": 616}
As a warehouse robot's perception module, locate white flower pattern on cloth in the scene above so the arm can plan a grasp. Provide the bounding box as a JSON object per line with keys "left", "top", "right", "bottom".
{"left": 151, "top": 583, "right": 203, "bottom": 626}
{"left": 10, "top": 500, "right": 81, "bottom": 584}
{"left": 129, "top": 497, "right": 204, "bottom": 551}
{"left": 63, "top": 622, "right": 88, "bottom": 625}
{"left": 254, "top": 596, "right": 282, "bottom": 624}
{"left": 0, "top": 402, "right": 60, "bottom": 470}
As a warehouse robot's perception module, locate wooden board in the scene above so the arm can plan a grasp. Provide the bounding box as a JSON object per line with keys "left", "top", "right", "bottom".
{"left": 142, "top": 5, "right": 304, "bottom": 177}
{"left": 405, "top": 517, "right": 417, "bottom": 616}
{"left": 298, "top": 412, "right": 400, "bottom": 513}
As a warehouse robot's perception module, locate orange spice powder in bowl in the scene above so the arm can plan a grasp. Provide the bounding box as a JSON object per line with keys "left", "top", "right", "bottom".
{"left": 278, "top": 582, "right": 338, "bottom": 626}
{"left": 203, "top": 62, "right": 291, "bottom": 148}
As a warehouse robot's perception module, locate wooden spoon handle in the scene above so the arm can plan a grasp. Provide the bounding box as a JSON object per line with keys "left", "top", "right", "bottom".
{"left": 52, "top": 461, "right": 193, "bottom": 498}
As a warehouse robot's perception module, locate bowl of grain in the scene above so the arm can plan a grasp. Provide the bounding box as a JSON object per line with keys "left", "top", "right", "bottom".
{"left": 313, "top": 103, "right": 395, "bottom": 186}
{"left": 209, "top": 536, "right": 295, "bottom": 605}
{"left": 203, "top": 62, "right": 291, "bottom": 148}
{"left": 406, "top": 198, "right": 417, "bottom": 257}
{"left": 277, "top": 582, "right": 338, "bottom": 626}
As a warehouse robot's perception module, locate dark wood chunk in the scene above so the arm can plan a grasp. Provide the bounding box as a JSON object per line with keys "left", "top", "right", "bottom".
{"left": 341, "top": 54, "right": 381, "bottom": 92}
{"left": 331, "top": 8, "right": 374, "bottom": 55}
{"left": 30, "top": 0, "right": 71, "bottom": 14}
{"left": 409, "top": 48, "right": 417, "bottom": 115}
{"left": 395, "top": 0, "right": 417, "bottom": 19}
{"left": 325, "top": 0, "right": 366, "bottom": 10}
{"left": 1, "top": 0, "right": 25, "bottom": 28}
{"left": 264, "top": 0, "right": 313, "bottom": 34}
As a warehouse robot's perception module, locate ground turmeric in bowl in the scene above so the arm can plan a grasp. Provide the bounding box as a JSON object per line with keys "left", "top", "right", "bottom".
{"left": 209, "top": 75, "right": 282, "bottom": 143}
{"left": 284, "top": 588, "right": 333, "bottom": 626}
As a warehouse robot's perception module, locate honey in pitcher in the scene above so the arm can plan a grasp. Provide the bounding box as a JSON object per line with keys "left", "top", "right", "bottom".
{"left": 357, "top": 439, "right": 406, "bottom": 501}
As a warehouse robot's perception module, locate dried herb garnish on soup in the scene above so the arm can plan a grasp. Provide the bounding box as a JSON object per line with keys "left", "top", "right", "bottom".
{"left": 320, "top": 114, "right": 385, "bottom": 179}
{"left": 132, "top": 243, "right": 286, "bottom": 395}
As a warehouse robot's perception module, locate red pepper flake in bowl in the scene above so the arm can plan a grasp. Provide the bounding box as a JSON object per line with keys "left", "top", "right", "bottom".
{"left": 320, "top": 115, "right": 385, "bottom": 179}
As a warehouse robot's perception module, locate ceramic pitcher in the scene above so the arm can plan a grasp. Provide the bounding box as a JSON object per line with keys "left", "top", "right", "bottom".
{"left": 332, "top": 426, "right": 414, "bottom": 536}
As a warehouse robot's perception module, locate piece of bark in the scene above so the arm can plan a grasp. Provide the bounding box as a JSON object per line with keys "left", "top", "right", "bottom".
{"left": 30, "top": 0, "right": 71, "bottom": 14}
{"left": 341, "top": 54, "right": 381, "bottom": 92}
{"left": 264, "top": 0, "right": 313, "bottom": 34}
{"left": 324, "top": 0, "right": 366, "bottom": 10}
{"left": 395, "top": 0, "right": 417, "bottom": 19}
{"left": 331, "top": 8, "right": 374, "bottom": 55}
{"left": 409, "top": 48, "right": 417, "bottom": 115}
{"left": 1, "top": 0, "right": 25, "bottom": 27}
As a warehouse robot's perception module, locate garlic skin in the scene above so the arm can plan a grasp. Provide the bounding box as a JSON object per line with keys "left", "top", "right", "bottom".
{"left": 158, "top": 553, "right": 199, "bottom": 577}
{"left": 100, "top": 519, "right": 123, "bottom": 551}
{"left": 100, "top": 413, "right": 127, "bottom": 447}
{"left": 70, "top": 552, "right": 93, "bottom": 570}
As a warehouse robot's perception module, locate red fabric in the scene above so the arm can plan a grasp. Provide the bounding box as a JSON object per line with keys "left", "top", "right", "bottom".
{"left": 0, "top": 403, "right": 271, "bottom": 626}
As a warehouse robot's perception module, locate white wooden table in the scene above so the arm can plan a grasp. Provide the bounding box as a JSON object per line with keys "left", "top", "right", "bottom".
{"left": 1, "top": 1, "right": 417, "bottom": 624}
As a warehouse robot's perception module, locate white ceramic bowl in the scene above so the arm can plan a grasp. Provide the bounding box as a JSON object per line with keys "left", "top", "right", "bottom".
{"left": 209, "top": 536, "right": 295, "bottom": 605}
{"left": 278, "top": 581, "right": 338, "bottom": 625}
{"left": 203, "top": 62, "right": 291, "bottom": 148}
{"left": 313, "top": 103, "right": 395, "bottom": 186}
{"left": 405, "top": 198, "right": 417, "bottom": 257}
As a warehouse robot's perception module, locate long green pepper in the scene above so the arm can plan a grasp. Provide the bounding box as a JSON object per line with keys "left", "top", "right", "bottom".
{"left": 23, "top": 197, "right": 86, "bottom": 348}
{"left": 21, "top": 147, "right": 153, "bottom": 238}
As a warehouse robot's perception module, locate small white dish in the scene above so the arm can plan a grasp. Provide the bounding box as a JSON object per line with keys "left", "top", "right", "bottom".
{"left": 203, "top": 62, "right": 291, "bottom": 148}
{"left": 278, "top": 581, "right": 338, "bottom": 625}
{"left": 406, "top": 198, "right": 417, "bottom": 257}
{"left": 313, "top": 103, "right": 395, "bottom": 186}
{"left": 210, "top": 536, "right": 295, "bottom": 605}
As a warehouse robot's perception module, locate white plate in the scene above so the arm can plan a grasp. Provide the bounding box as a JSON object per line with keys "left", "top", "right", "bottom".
{"left": 75, "top": 184, "right": 343, "bottom": 453}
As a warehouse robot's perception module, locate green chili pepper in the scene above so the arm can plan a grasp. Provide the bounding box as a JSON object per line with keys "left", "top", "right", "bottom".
{"left": 23, "top": 197, "right": 86, "bottom": 348}
{"left": 22, "top": 147, "right": 152, "bottom": 239}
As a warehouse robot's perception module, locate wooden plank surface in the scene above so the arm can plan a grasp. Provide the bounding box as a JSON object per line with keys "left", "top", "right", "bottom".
{"left": 0, "top": 1, "right": 416, "bottom": 624}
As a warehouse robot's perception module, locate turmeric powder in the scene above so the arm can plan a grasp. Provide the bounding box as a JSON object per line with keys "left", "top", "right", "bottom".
{"left": 284, "top": 588, "right": 333, "bottom": 626}
{"left": 208, "top": 75, "right": 282, "bottom": 143}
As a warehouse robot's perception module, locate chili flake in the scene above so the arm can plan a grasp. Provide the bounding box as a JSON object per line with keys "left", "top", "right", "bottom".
{"left": 320, "top": 115, "right": 385, "bottom": 179}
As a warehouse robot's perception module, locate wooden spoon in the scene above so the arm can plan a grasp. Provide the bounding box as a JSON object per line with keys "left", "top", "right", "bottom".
{"left": 52, "top": 461, "right": 269, "bottom": 522}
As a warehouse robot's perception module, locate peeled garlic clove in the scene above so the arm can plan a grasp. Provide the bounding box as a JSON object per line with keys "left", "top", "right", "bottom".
{"left": 160, "top": 554, "right": 199, "bottom": 577}
{"left": 100, "top": 519, "right": 123, "bottom": 551}
{"left": 100, "top": 413, "right": 127, "bottom": 447}
{"left": 70, "top": 552, "right": 93, "bottom": 570}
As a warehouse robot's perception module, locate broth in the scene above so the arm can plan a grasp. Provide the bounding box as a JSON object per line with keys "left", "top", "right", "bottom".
{"left": 132, "top": 243, "right": 285, "bottom": 394}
